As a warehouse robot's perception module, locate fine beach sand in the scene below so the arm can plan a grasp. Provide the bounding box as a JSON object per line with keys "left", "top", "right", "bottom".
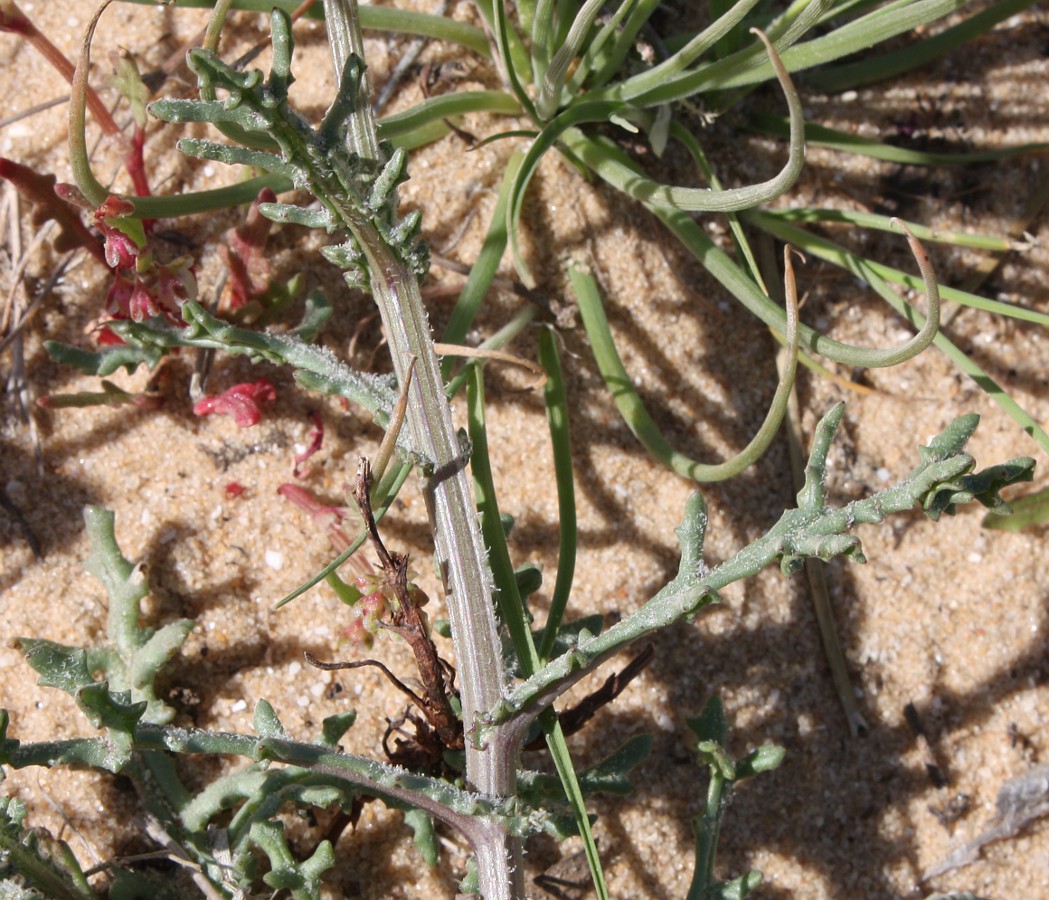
{"left": 2, "top": 3, "right": 1048, "bottom": 897}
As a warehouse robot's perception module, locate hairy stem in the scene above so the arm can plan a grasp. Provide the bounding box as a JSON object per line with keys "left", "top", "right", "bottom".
{"left": 322, "top": 2, "right": 520, "bottom": 895}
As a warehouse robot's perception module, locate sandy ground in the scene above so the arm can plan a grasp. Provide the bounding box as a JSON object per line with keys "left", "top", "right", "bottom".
{"left": 2, "top": 2, "right": 1048, "bottom": 898}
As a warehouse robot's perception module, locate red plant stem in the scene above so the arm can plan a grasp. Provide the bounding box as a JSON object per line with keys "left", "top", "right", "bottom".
{"left": 125, "top": 127, "right": 151, "bottom": 199}
{"left": 0, "top": 0, "right": 119, "bottom": 136}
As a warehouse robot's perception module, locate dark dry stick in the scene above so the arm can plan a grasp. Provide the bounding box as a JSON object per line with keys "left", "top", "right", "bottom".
{"left": 524, "top": 646, "right": 654, "bottom": 751}
{"left": 353, "top": 457, "right": 463, "bottom": 751}
{"left": 304, "top": 651, "right": 428, "bottom": 712}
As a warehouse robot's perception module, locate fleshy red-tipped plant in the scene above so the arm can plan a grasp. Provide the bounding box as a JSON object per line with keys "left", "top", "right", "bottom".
{"left": 192, "top": 378, "right": 277, "bottom": 426}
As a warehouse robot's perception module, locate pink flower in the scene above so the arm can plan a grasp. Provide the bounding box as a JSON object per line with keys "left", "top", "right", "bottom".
{"left": 88, "top": 195, "right": 141, "bottom": 269}
{"left": 276, "top": 483, "right": 356, "bottom": 552}
{"left": 342, "top": 590, "right": 388, "bottom": 649}
{"left": 104, "top": 253, "right": 195, "bottom": 323}
{"left": 193, "top": 379, "right": 277, "bottom": 427}
{"left": 53, "top": 190, "right": 197, "bottom": 326}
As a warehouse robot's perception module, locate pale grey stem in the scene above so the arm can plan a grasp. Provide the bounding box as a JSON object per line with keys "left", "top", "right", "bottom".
{"left": 323, "top": 2, "right": 522, "bottom": 896}
{"left": 367, "top": 267, "right": 524, "bottom": 899}
{"left": 324, "top": 0, "right": 381, "bottom": 163}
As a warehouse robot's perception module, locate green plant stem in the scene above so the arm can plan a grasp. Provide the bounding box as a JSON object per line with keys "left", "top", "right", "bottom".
{"left": 687, "top": 766, "right": 727, "bottom": 899}
{"left": 102, "top": 302, "right": 401, "bottom": 428}
{"left": 324, "top": 0, "right": 380, "bottom": 163}
{"left": 485, "top": 405, "right": 1033, "bottom": 731}
{"left": 781, "top": 359, "right": 869, "bottom": 736}
{"left": 203, "top": 0, "right": 235, "bottom": 51}
{"left": 0, "top": 716, "right": 531, "bottom": 848}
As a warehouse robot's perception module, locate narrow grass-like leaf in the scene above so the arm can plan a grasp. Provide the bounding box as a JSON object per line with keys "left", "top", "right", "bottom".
{"left": 515, "top": 29, "right": 804, "bottom": 233}
{"left": 478, "top": 0, "right": 537, "bottom": 119}
{"left": 915, "top": 320, "right": 1049, "bottom": 454}
{"left": 117, "top": 0, "right": 491, "bottom": 55}
{"left": 749, "top": 114, "right": 1049, "bottom": 166}
{"left": 537, "top": 329, "right": 577, "bottom": 660}
{"left": 764, "top": 208, "right": 1022, "bottom": 252}
{"left": 571, "top": 258, "right": 800, "bottom": 483}
{"left": 535, "top": 0, "right": 606, "bottom": 120}
{"left": 443, "top": 305, "right": 541, "bottom": 401}
{"left": 808, "top": 0, "right": 1039, "bottom": 92}
{"left": 694, "top": 0, "right": 970, "bottom": 91}
{"left": 746, "top": 210, "right": 1049, "bottom": 325}
{"left": 670, "top": 134, "right": 867, "bottom": 421}
{"left": 747, "top": 212, "right": 1049, "bottom": 454}
{"left": 68, "top": 1, "right": 117, "bottom": 207}
{"left": 612, "top": 0, "right": 831, "bottom": 104}
{"left": 130, "top": 175, "right": 295, "bottom": 218}
{"left": 668, "top": 120, "right": 766, "bottom": 288}
{"left": 466, "top": 367, "right": 539, "bottom": 670}
{"left": 376, "top": 90, "right": 522, "bottom": 146}
{"left": 588, "top": 0, "right": 762, "bottom": 104}
{"left": 507, "top": 33, "right": 802, "bottom": 283}
{"left": 566, "top": 131, "right": 946, "bottom": 368}
{"left": 440, "top": 150, "right": 523, "bottom": 355}
{"left": 467, "top": 366, "right": 609, "bottom": 900}
{"left": 584, "top": 0, "right": 663, "bottom": 90}
{"left": 563, "top": 0, "right": 644, "bottom": 97}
